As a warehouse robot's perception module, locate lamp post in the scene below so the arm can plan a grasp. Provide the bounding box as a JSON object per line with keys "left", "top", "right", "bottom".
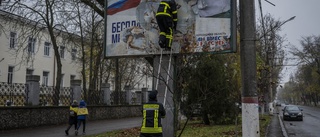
{"left": 259, "top": 16, "right": 296, "bottom": 40}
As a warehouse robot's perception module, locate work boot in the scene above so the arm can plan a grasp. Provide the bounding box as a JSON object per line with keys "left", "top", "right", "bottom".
{"left": 65, "top": 130, "right": 69, "bottom": 135}
{"left": 159, "top": 40, "right": 166, "bottom": 48}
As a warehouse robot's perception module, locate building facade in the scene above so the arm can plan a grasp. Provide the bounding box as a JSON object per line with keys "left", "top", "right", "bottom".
{"left": 0, "top": 10, "right": 81, "bottom": 87}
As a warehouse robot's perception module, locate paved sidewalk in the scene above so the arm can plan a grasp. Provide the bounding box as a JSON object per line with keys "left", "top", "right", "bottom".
{"left": 266, "top": 106, "right": 285, "bottom": 137}
{"left": 0, "top": 117, "right": 142, "bottom": 137}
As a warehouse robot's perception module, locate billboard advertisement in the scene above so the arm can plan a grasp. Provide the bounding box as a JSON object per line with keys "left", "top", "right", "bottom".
{"left": 105, "top": 0, "right": 236, "bottom": 58}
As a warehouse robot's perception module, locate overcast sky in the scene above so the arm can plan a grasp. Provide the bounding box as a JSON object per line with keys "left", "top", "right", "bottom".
{"left": 255, "top": 0, "right": 320, "bottom": 83}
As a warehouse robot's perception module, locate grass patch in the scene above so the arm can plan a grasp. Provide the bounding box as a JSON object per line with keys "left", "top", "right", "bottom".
{"left": 178, "top": 123, "right": 241, "bottom": 137}
{"left": 85, "top": 114, "right": 271, "bottom": 137}
{"left": 85, "top": 127, "right": 140, "bottom": 137}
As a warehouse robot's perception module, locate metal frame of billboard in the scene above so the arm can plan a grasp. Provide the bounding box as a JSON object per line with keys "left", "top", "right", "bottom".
{"left": 104, "top": 0, "right": 237, "bottom": 58}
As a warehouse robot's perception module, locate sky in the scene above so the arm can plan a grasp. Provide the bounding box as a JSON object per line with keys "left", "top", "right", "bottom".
{"left": 255, "top": 0, "right": 320, "bottom": 84}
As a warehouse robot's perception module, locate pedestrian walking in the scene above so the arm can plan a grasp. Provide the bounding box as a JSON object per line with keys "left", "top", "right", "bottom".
{"left": 156, "top": 0, "right": 178, "bottom": 50}
{"left": 140, "top": 90, "right": 166, "bottom": 137}
{"left": 65, "top": 100, "right": 78, "bottom": 135}
{"left": 75, "top": 100, "right": 88, "bottom": 135}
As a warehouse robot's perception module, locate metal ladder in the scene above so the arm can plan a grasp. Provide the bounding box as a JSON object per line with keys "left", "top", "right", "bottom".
{"left": 155, "top": 48, "right": 173, "bottom": 107}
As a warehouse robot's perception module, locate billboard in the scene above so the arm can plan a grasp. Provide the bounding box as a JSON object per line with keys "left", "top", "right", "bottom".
{"left": 104, "top": 0, "right": 236, "bottom": 58}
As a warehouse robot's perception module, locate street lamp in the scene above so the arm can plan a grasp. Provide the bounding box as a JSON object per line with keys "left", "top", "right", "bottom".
{"left": 258, "top": 16, "right": 296, "bottom": 40}
{"left": 278, "top": 16, "right": 296, "bottom": 28}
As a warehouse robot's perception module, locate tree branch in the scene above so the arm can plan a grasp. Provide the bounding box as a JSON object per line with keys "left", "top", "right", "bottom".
{"left": 81, "top": 0, "right": 104, "bottom": 17}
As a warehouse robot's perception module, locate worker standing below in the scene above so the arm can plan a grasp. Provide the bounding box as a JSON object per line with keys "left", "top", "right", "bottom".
{"left": 140, "top": 90, "right": 166, "bottom": 137}
{"left": 156, "top": 0, "right": 178, "bottom": 51}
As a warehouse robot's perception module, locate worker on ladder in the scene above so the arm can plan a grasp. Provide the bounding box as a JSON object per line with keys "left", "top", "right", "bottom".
{"left": 156, "top": 0, "right": 178, "bottom": 51}
{"left": 140, "top": 90, "right": 166, "bottom": 137}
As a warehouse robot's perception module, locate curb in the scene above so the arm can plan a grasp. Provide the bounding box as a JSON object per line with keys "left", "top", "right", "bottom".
{"left": 278, "top": 115, "right": 288, "bottom": 137}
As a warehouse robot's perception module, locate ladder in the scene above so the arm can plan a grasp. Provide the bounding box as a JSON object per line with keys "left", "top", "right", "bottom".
{"left": 155, "top": 48, "right": 173, "bottom": 107}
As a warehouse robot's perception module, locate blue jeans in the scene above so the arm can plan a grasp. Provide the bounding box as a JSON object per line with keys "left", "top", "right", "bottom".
{"left": 76, "top": 119, "right": 86, "bottom": 132}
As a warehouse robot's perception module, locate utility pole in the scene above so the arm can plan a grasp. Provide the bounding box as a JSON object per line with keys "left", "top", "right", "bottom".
{"left": 240, "top": 0, "right": 260, "bottom": 137}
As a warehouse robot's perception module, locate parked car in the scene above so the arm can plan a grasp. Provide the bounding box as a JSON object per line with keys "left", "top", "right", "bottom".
{"left": 276, "top": 102, "right": 281, "bottom": 106}
{"left": 282, "top": 105, "right": 303, "bottom": 121}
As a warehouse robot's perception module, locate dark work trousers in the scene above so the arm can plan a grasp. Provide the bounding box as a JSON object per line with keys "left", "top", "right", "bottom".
{"left": 156, "top": 15, "right": 173, "bottom": 49}
{"left": 140, "top": 133, "right": 163, "bottom": 137}
{"left": 66, "top": 116, "right": 77, "bottom": 131}
{"left": 76, "top": 119, "right": 86, "bottom": 132}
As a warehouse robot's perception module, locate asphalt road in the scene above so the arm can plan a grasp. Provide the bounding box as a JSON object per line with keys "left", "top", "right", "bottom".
{"left": 0, "top": 117, "right": 142, "bottom": 137}
{"left": 280, "top": 105, "right": 320, "bottom": 137}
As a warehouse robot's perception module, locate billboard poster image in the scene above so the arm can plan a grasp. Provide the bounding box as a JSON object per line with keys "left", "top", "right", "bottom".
{"left": 105, "top": 0, "right": 236, "bottom": 58}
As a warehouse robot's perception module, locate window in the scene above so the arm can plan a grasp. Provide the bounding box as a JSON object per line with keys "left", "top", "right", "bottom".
{"left": 70, "top": 75, "right": 76, "bottom": 81}
{"left": 10, "top": 32, "right": 17, "bottom": 49}
{"left": 60, "top": 74, "right": 64, "bottom": 87}
{"left": 26, "top": 69, "right": 33, "bottom": 76}
{"left": 7, "top": 66, "right": 14, "bottom": 84}
{"left": 42, "top": 71, "right": 49, "bottom": 86}
{"left": 28, "top": 37, "right": 36, "bottom": 53}
{"left": 59, "top": 46, "right": 65, "bottom": 58}
{"left": 71, "top": 49, "right": 77, "bottom": 60}
{"left": 44, "top": 42, "right": 51, "bottom": 56}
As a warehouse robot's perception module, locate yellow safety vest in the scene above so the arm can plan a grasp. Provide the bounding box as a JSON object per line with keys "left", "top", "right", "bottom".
{"left": 77, "top": 108, "right": 88, "bottom": 115}
{"left": 70, "top": 106, "right": 78, "bottom": 113}
{"left": 141, "top": 104, "right": 163, "bottom": 133}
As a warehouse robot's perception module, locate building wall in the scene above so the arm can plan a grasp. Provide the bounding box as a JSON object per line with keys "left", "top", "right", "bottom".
{"left": 0, "top": 11, "right": 81, "bottom": 87}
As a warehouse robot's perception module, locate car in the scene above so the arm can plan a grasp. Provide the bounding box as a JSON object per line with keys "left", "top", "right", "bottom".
{"left": 282, "top": 105, "right": 303, "bottom": 121}
{"left": 276, "top": 102, "right": 281, "bottom": 106}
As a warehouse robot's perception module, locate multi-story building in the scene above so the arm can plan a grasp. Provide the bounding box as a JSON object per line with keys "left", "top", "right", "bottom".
{"left": 0, "top": 10, "right": 81, "bottom": 87}
{"left": 0, "top": 9, "right": 153, "bottom": 106}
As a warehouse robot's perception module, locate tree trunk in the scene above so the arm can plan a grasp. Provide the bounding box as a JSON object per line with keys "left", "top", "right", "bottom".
{"left": 115, "top": 58, "right": 120, "bottom": 105}
{"left": 76, "top": 3, "right": 87, "bottom": 101}
{"left": 48, "top": 28, "right": 62, "bottom": 106}
{"left": 202, "top": 109, "right": 210, "bottom": 125}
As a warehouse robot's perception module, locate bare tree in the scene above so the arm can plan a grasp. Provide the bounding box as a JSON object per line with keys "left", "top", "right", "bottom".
{"left": 1, "top": 0, "right": 80, "bottom": 105}
{"left": 289, "top": 35, "right": 320, "bottom": 106}
{"left": 290, "top": 35, "right": 320, "bottom": 75}
{"left": 256, "top": 14, "right": 286, "bottom": 105}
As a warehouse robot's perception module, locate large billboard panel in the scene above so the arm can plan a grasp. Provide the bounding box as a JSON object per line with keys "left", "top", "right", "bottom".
{"left": 105, "top": 0, "right": 236, "bottom": 58}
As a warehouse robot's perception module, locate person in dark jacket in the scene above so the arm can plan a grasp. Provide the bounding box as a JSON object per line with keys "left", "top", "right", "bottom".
{"left": 140, "top": 90, "right": 166, "bottom": 137}
{"left": 156, "top": 0, "right": 178, "bottom": 50}
{"left": 75, "top": 100, "right": 88, "bottom": 135}
{"left": 65, "top": 100, "right": 78, "bottom": 135}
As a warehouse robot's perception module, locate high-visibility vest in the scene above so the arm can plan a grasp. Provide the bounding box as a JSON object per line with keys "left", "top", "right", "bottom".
{"left": 77, "top": 107, "right": 88, "bottom": 115}
{"left": 69, "top": 106, "right": 78, "bottom": 116}
{"left": 70, "top": 106, "right": 78, "bottom": 113}
{"left": 141, "top": 104, "right": 163, "bottom": 133}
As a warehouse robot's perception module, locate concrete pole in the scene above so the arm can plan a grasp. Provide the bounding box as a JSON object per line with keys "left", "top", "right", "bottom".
{"left": 70, "top": 80, "right": 82, "bottom": 103}
{"left": 153, "top": 55, "right": 174, "bottom": 137}
{"left": 141, "top": 88, "right": 148, "bottom": 104}
{"left": 240, "top": 0, "right": 260, "bottom": 137}
{"left": 26, "top": 75, "right": 40, "bottom": 106}
{"left": 101, "top": 83, "right": 111, "bottom": 105}
{"left": 125, "top": 85, "right": 132, "bottom": 105}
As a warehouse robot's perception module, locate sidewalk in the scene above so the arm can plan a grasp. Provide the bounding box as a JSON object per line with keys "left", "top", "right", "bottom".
{"left": 0, "top": 117, "right": 142, "bottom": 137}
{"left": 266, "top": 107, "right": 285, "bottom": 137}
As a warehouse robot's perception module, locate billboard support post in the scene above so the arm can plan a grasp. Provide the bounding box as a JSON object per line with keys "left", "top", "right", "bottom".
{"left": 240, "top": 0, "right": 260, "bottom": 136}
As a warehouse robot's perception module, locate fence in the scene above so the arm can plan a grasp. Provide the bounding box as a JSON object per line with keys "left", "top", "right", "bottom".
{"left": 39, "top": 86, "right": 72, "bottom": 106}
{"left": 0, "top": 82, "right": 146, "bottom": 106}
{"left": 0, "top": 82, "right": 26, "bottom": 106}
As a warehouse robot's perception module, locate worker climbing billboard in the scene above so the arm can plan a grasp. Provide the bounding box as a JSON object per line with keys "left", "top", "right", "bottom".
{"left": 104, "top": 0, "right": 236, "bottom": 58}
